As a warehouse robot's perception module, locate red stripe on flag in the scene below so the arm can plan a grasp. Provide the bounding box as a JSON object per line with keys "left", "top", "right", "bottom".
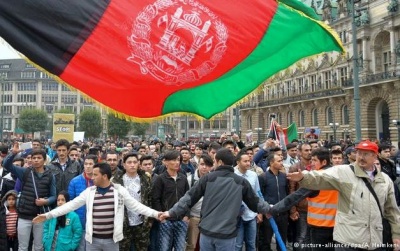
{"left": 60, "top": 0, "right": 278, "bottom": 118}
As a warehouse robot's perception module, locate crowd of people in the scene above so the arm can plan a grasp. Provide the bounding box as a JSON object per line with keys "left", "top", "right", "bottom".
{"left": 0, "top": 134, "right": 397, "bottom": 251}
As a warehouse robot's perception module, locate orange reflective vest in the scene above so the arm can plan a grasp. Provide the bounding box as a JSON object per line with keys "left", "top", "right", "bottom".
{"left": 307, "top": 189, "right": 338, "bottom": 228}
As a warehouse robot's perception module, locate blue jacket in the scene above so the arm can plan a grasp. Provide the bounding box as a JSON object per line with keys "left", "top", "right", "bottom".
{"left": 43, "top": 211, "right": 82, "bottom": 251}
{"left": 68, "top": 174, "right": 93, "bottom": 228}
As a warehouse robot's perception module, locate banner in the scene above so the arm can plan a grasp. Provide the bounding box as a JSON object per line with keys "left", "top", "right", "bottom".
{"left": 53, "top": 113, "right": 75, "bottom": 142}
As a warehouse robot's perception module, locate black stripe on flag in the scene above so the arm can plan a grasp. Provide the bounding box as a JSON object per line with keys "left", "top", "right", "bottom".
{"left": 0, "top": 0, "right": 110, "bottom": 74}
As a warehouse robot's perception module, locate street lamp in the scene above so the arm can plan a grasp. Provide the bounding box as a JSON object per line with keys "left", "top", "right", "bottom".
{"left": 392, "top": 120, "right": 400, "bottom": 144}
{"left": 352, "top": 0, "right": 363, "bottom": 142}
{"left": 254, "top": 128, "right": 263, "bottom": 144}
{"left": 329, "top": 123, "right": 340, "bottom": 141}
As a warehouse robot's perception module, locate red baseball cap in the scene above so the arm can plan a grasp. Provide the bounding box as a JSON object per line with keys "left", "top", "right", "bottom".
{"left": 355, "top": 140, "right": 378, "bottom": 154}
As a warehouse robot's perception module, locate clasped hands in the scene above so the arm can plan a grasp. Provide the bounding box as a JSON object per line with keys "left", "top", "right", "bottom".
{"left": 157, "top": 212, "right": 190, "bottom": 223}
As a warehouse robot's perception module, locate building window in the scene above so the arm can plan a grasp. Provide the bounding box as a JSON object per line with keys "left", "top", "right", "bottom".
{"left": 287, "top": 111, "right": 293, "bottom": 124}
{"left": 383, "top": 51, "right": 391, "bottom": 72}
{"left": 45, "top": 104, "right": 54, "bottom": 114}
{"left": 42, "top": 94, "right": 58, "bottom": 103}
{"left": 276, "top": 113, "right": 282, "bottom": 124}
{"left": 324, "top": 71, "right": 331, "bottom": 89}
{"left": 297, "top": 78, "right": 303, "bottom": 94}
{"left": 0, "top": 72, "right": 8, "bottom": 78}
{"left": 4, "top": 118, "right": 11, "bottom": 130}
{"left": 21, "top": 71, "right": 35, "bottom": 79}
{"left": 0, "top": 64, "right": 10, "bottom": 69}
{"left": 298, "top": 110, "right": 305, "bottom": 127}
{"left": 61, "top": 85, "right": 72, "bottom": 91}
{"left": 42, "top": 82, "right": 58, "bottom": 91}
{"left": 312, "top": 109, "right": 318, "bottom": 126}
{"left": 247, "top": 115, "right": 253, "bottom": 130}
{"left": 204, "top": 120, "right": 211, "bottom": 129}
{"left": 342, "top": 105, "right": 350, "bottom": 125}
{"left": 310, "top": 75, "right": 316, "bottom": 92}
{"left": 189, "top": 121, "right": 195, "bottom": 129}
{"left": 40, "top": 72, "right": 52, "bottom": 79}
{"left": 2, "top": 94, "right": 12, "bottom": 103}
{"left": 17, "top": 94, "right": 36, "bottom": 103}
{"left": 326, "top": 107, "right": 333, "bottom": 124}
{"left": 61, "top": 95, "right": 77, "bottom": 103}
{"left": 2, "top": 106, "right": 12, "bottom": 115}
{"left": 2, "top": 83, "right": 12, "bottom": 91}
{"left": 339, "top": 67, "right": 348, "bottom": 86}
{"left": 17, "top": 82, "right": 36, "bottom": 91}
{"left": 25, "top": 63, "right": 35, "bottom": 68}
{"left": 220, "top": 120, "right": 227, "bottom": 129}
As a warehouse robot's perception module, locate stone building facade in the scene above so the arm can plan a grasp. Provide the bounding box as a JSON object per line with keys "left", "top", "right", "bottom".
{"left": 240, "top": 0, "right": 400, "bottom": 144}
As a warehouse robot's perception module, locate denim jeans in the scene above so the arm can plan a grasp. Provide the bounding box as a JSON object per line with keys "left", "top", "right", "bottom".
{"left": 148, "top": 220, "right": 159, "bottom": 251}
{"left": 158, "top": 220, "right": 188, "bottom": 251}
{"left": 17, "top": 218, "right": 43, "bottom": 251}
{"left": 199, "top": 233, "right": 236, "bottom": 251}
{"left": 258, "top": 213, "right": 288, "bottom": 251}
{"left": 235, "top": 218, "right": 257, "bottom": 251}
{"left": 294, "top": 212, "right": 310, "bottom": 251}
{"left": 77, "top": 230, "right": 86, "bottom": 251}
{"left": 86, "top": 237, "right": 119, "bottom": 251}
{"left": 309, "top": 226, "right": 334, "bottom": 251}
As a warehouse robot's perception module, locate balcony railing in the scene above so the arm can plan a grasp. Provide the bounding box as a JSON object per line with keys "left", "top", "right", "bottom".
{"left": 343, "top": 70, "right": 400, "bottom": 87}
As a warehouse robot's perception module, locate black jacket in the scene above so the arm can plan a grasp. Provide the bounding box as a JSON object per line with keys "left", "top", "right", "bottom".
{"left": 258, "top": 169, "right": 288, "bottom": 205}
{"left": 47, "top": 158, "right": 81, "bottom": 194}
{"left": 169, "top": 165, "right": 271, "bottom": 239}
{"left": 151, "top": 171, "right": 189, "bottom": 220}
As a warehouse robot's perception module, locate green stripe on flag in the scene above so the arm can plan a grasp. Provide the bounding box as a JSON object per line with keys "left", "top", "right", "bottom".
{"left": 162, "top": 1, "right": 343, "bottom": 119}
{"left": 287, "top": 123, "right": 298, "bottom": 143}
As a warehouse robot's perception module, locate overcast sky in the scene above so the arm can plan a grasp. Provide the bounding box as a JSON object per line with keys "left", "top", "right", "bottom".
{"left": 0, "top": 38, "right": 21, "bottom": 59}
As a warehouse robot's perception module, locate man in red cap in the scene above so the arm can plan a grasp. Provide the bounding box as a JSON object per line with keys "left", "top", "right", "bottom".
{"left": 287, "top": 140, "right": 400, "bottom": 251}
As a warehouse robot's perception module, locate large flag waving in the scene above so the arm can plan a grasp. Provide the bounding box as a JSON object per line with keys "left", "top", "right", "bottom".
{"left": 0, "top": 0, "right": 343, "bottom": 120}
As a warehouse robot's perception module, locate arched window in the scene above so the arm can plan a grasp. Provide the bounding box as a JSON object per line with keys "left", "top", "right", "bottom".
{"left": 276, "top": 112, "right": 282, "bottom": 124}
{"left": 312, "top": 109, "right": 318, "bottom": 126}
{"left": 342, "top": 105, "right": 350, "bottom": 125}
{"left": 326, "top": 107, "right": 333, "bottom": 124}
{"left": 247, "top": 115, "right": 253, "bottom": 130}
{"left": 298, "top": 110, "right": 305, "bottom": 127}
{"left": 287, "top": 111, "right": 293, "bottom": 125}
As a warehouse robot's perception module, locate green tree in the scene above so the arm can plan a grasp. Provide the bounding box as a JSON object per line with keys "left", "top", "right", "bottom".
{"left": 132, "top": 122, "right": 149, "bottom": 139}
{"left": 78, "top": 108, "right": 102, "bottom": 139}
{"left": 107, "top": 114, "right": 131, "bottom": 140}
{"left": 19, "top": 109, "right": 48, "bottom": 135}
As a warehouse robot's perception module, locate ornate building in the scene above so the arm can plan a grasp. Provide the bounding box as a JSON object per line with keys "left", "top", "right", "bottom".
{"left": 240, "top": 0, "right": 400, "bottom": 144}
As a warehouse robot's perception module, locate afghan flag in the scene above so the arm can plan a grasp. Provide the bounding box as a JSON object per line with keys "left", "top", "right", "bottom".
{"left": 0, "top": 0, "right": 343, "bottom": 120}
{"left": 268, "top": 121, "right": 298, "bottom": 149}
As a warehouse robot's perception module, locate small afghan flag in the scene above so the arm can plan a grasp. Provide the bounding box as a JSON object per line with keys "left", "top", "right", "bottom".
{"left": 268, "top": 121, "right": 298, "bottom": 149}
{"left": 0, "top": 0, "right": 343, "bottom": 120}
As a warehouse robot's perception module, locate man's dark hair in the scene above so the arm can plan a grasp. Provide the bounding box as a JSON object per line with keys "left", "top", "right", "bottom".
{"left": 81, "top": 144, "right": 89, "bottom": 151}
{"left": 208, "top": 142, "right": 221, "bottom": 152}
{"left": 163, "top": 150, "right": 182, "bottom": 162}
{"left": 32, "top": 139, "right": 41, "bottom": 144}
{"left": 311, "top": 147, "right": 331, "bottom": 165}
{"left": 200, "top": 154, "right": 213, "bottom": 167}
{"left": 266, "top": 153, "right": 278, "bottom": 165}
{"left": 140, "top": 155, "right": 154, "bottom": 165}
{"left": 138, "top": 145, "right": 147, "bottom": 151}
{"left": 269, "top": 147, "right": 282, "bottom": 153}
{"left": 330, "top": 149, "right": 343, "bottom": 157}
{"left": 84, "top": 154, "right": 98, "bottom": 164}
{"left": 12, "top": 157, "right": 24, "bottom": 166}
{"left": 69, "top": 147, "right": 79, "bottom": 153}
{"left": 180, "top": 147, "right": 190, "bottom": 152}
{"left": 94, "top": 162, "right": 112, "bottom": 179}
{"left": 235, "top": 150, "right": 249, "bottom": 163}
{"left": 106, "top": 151, "right": 118, "bottom": 156}
{"left": 195, "top": 144, "right": 203, "bottom": 150}
{"left": 123, "top": 152, "right": 139, "bottom": 163}
{"left": 88, "top": 147, "right": 100, "bottom": 156}
{"left": 298, "top": 142, "right": 311, "bottom": 151}
{"left": 0, "top": 145, "right": 8, "bottom": 155}
{"left": 242, "top": 146, "right": 254, "bottom": 153}
{"left": 329, "top": 142, "right": 341, "bottom": 149}
{"left": 222, "top": 140, "right": 236, "bottom": 148}
{"left": 31, "top": 149, "right": 47, "bottom": 160}
{"left": 215, "top": 148, "right": 234, "bottom": 166}
{"left": 378, "top": 144, "right": 391, "bottom": 153}
{"left": 286, "top": 143, "right": 297, "bottom": 150}
{"left": 55, "top": 139, "right": 70, "bottom": 150}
